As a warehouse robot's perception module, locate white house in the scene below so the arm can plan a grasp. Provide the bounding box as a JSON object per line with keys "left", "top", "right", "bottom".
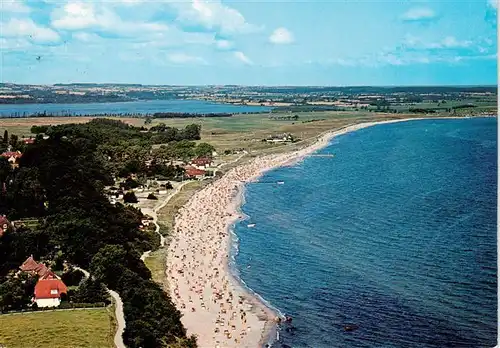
{"left": 34, "top": 279, "right": 68, "bottom": 308}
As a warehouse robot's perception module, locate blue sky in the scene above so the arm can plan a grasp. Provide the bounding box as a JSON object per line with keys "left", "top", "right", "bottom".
{"left": 0, "top": 0, "right": 497, "bottom": 85}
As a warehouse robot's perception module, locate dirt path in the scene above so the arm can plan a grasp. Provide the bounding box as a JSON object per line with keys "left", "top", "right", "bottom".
{"left": 140, "top": 180, "right": 192, "bottom": 261}
{"left": 74, "top": 267, "right": 126, "bottom": 348}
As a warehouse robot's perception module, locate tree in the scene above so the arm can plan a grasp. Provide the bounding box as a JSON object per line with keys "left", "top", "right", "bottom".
{"left": 124, "top": 191, "right": 138, "bottom": 203}
{"left": 147, "top": 193, "right": 158, "bottom": 200}
{"left": 195, "top": 143, "right": 215, "bottom": 158}
{"left": 182, "top": 124, "right": 201, "bottom": 140}
{"left": 9, "top": 134, "right": 18, "bottom": 148}
{"left": 74, "top": 278, "right": 109, "bottom": 304}
{"left": 3, "top": 130, "right": 8, "bottom": 144}
{"left": 61, "top": 268, "right": 85, "bottom": 286}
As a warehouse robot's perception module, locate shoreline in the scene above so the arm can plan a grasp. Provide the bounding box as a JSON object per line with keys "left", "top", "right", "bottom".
{"left": 165, "top": 115, "right": 494, "bottom": 348}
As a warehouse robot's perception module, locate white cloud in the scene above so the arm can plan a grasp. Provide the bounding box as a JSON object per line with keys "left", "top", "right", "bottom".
{"left": 404, "top": 35, "right": 473, "bottom": 49}
{"left": 269, "top": 27, "right": 294, "bottom": 44}
{"left": 401, "top": 7, "right": 437, "bottom": 21}
{"left": 233, "top": 51, "right": 253, "bottom": 65}
{"left": 173, "top": 0, "right": 261, "bottom": 34}
{"left": 441, "top": 36, "right": 472, "bottom": 48}
{"left": 215, "top": 39, "right": 232, "bottom": 49}
{"left": 0, "top": 0, "right": 31, "bottom": 13}
{"left": 0, "top": 37, "right": 32, "bottom": 51}
{"left": 51, "top": 2, "right": 99, "bottom": 30}
{"left": 51, "top": 1, "right": 169, "bottom": 35}
{"left": 488, "top": 0, "right": 498, "bottom": 10}
{"left": 1, "top": 18, "right": 60, "bottom": 43}
{"left": 167, "top": 52, "right": 208, "bottom": 64}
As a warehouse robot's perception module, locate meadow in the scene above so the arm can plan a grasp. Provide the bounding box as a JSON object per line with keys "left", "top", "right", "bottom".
{"left": 0, "top": 110, "right": 431, "bottom": 154}
{"left": 0, "top": 308, "right": 115, "bottom": 348}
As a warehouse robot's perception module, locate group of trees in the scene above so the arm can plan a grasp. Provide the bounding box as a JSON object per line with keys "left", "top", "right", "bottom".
{"left": 0, "top": 122, "right": 197, "bottom": 346}
{"left": 269, "top": 114, "right": 299, "bottom": 121}
{"left": 151, "top": 112, "right": 232, "bottom": 118}
{"left": 30, "top": 119, "right": 211, "bottom": 180}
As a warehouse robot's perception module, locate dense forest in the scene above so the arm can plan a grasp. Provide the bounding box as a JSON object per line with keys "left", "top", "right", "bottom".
{"left": 30, "top": 119, "right": 214, "bottom": 180}
{"left": 0, "top": 120, "right": 200, "bottom": 347}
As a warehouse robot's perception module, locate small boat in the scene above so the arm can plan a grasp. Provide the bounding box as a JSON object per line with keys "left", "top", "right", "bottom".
{"left": 247, "top": 223, "right": 256, "bottom": 228}
{"left": 343, "top": 324, "right": 359, "bottom": 332}
{"left": 277, "top": 181, "right": 285, "bottom": 185}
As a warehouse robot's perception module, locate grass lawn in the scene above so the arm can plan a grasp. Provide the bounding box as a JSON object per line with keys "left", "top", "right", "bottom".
{"left": 0, "top": 308, "right": 114, "bottom": 348}
{"left": 157, "top": 180, "right": 207, "bottom": 234}
{"left": 144, "top": 180, "right": 209, "bottom": 289}
{"left": 144, "top": 248, "right": 169, "bottom": 289}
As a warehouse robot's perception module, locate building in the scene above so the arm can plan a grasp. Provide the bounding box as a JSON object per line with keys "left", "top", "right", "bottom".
{"left": 265, "top": 133, "right": 294, "bottom": 143}
{"left": 34, "top": 279, "right": 68, "bottom": 308}
{"left": 190, "top": 157, "right": 212, "bottom": 170}
{"left": 22, "top": 138, "right": 35, "bottom": 145}
{"left": 1, "top": 151, "right": 22, "bottom": 167}
{"left": 185, "top": 166, "right": 206, "bottom": 180}
{"left": 19, "top": 255, "right": 56, "bottom": 279}
{"left": 0, "top": 215, "right": 11, "bottom": 237}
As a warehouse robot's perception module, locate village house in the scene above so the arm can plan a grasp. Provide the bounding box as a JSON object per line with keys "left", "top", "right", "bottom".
{"left": 0, "top": 215, "right": 11, "bottom": 238}
{"left": 19, "top": 256, "right": 68, "bottom": 308}
{"left": 19, "top": 255, "right": 57, "bottom": 279}
{"left": 34, "top": 279, "right": 68, "bottom": 308}
{"left": 22, "top": 138, "right": 35, "bottom": 145}
{"left": 185, "top": 166, "right": 206, "bottom": 180}
{"left": 1, "top": 150, "right": 22, "bottom": 168}
{"left": 265, "top": 133, "right": 294, "bottom": 143}
{"left": 190, "top": 157, "right": 212, "bottom": 170}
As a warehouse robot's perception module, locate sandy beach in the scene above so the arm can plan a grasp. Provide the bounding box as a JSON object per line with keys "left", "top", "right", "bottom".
{"left": 165, "top": 117, "right": 465, "bottom": 348}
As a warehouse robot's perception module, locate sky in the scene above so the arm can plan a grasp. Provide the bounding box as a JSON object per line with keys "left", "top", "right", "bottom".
{"left": 0, "top": 0, "right": 498, "bottom": 86}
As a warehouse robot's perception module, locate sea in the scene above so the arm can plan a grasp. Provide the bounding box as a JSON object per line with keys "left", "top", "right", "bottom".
{"left": 231, "top": 117, "right": 497, "bottom": 348}
{"left": 0, "top": 99, "right": 271, "bottom": 117}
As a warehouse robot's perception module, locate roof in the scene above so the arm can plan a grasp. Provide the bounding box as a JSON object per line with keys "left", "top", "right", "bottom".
{"left": 185, "top": 167, "right": 206, "bottom": 176}
{"left": 0, "top": 151, "right": 22, "bottom": 159}
{"left": 0, "top": 215, "right": 9, "bottom": 235}
{"left": 23, "top": 138, "right": 35, "bottom": 144}
{"left": 191, "top": 157, "right": 212, "bottom": 165}
{"left": 0, "top": 216, "right": 8, "bottom": 225}
{"left": 19, "top": 256, "right": 53, "bottom": 278}
{"left": 19, "top": 256, "right": 39, "bottom": 272}
{"left": 34, "top": 279, "right": 68, "bottom": 299}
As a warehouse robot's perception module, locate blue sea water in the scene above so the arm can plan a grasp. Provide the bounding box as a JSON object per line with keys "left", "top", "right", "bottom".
{"left": 0, "top": 99, "right": 271, "bottom": 117}
{"left": 232, "top": 117, "right": 497, "bottom": 348}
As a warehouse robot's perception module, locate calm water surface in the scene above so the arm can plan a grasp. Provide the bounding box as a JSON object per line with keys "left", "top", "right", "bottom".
{"left": 0, "top": 99, "right": 271, "bottom": 116}
{"left": 232, "top": 117, "right": 497, "bottom": 348}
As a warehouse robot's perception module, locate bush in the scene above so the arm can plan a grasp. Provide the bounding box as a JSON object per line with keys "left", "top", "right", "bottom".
{"left": 123, "top": 191, "right": 138, "bottom": 203}
{"left": 147, "top": 193, "right": 158, "bottom": 200}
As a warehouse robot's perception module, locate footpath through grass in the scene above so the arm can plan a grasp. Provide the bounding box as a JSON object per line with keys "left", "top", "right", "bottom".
{"left": 0, "top": 308, "right": 114, "bottom": 348}
{"left": 145, "top": 180, "right": 208, "bottom": 290}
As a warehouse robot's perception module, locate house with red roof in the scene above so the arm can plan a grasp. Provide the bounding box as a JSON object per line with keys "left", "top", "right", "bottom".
{"left": 19, "top": 255, "right": 57, "bottom": 279}
{"left": 0, "top": 215, "right": 10, "bottom": 237}
{"left": 185, "top": 166, "right": 206, "bottom": 180}
{"left": 34, "top": 279, "right": 68, "bottom": 308}
{"left": 190, "top": 157, "right": 212, "bottom": 170}
{"left": 22, "top": 138, "right": 35, "bottom": 145}
{"left": 19, "top": 255, "right": 67, "bottom": 307}
{"left": 1, "top": 150, "right": 22, "bottom": 168}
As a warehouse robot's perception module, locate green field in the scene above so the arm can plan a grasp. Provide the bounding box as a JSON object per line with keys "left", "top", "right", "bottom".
{"left": 0, "top": 309, "right": 115, "bottom": 348}
{"left": 1, "top": 107, "right": 495, "bottom": 156}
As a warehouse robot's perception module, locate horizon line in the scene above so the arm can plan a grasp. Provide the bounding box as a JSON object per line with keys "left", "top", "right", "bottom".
{"left": 1, "top": 82, "right": 498, "bottom": 88}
